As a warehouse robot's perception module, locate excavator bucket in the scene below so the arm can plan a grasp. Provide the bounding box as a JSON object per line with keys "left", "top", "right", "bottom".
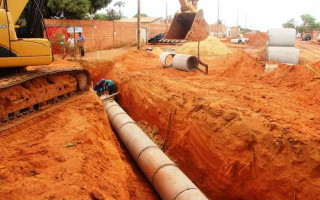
{"left": 165, "top": 9, "right": 210, "bottom": 41}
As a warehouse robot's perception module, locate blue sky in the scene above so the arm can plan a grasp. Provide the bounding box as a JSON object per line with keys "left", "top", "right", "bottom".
{"left": 100, "top": 0, "right": 320, "bottom": 32}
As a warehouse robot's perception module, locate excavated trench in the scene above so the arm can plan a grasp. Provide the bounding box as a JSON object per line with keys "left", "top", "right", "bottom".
{"left": 2, "top": 34, "right": 320, "bottom": 199}
{"left": 83, "top": 48, "right": 320, "bottom": 200}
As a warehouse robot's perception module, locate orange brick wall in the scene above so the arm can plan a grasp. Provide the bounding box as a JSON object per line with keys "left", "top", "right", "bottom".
{"left": 44, "top": 19, "right": 167, "bottom": 53}
{"left": 210, "top": 24, "right": 227, "bottom": 37}
{"left": 313, "top": 30, "right": 320, "bottom": 38}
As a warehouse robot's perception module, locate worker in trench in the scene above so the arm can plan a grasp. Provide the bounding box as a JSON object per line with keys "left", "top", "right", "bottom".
{"left": 93, "top": 79, "right": 117, "bottom": 96}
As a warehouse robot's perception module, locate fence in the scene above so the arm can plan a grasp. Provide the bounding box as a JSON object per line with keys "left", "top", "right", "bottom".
{"left": 44, "top": 19, "right": 167, "bottom": 54}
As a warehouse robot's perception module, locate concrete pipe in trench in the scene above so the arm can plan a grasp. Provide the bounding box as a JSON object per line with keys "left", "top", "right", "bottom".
{"left": 103, "top": 99, "right": 208, "bottom": 200}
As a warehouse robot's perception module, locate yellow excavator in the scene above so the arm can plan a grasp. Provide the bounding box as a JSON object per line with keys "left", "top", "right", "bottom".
{"left": 0, "top": 0, "right": 91, "bottom": 124}
{"left": 165, "top": 0, "right": 209, "bottom": 41}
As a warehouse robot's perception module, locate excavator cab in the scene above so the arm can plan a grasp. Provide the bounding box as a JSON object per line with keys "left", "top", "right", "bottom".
{"left": 0, "top": 0, "right": 53, "bottom": 68}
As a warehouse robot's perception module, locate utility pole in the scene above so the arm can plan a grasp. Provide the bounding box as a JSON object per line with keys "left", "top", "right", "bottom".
{"left": 166, "top": 1, "right": 168, "bottom": 30}
{"left": 216, "top": 0, "right": 220, "bottom": 37}
{"left": 237, "top": 9, "right": 239, "bottom": 27}
{"left": 245, "top": 15, "right": 247, "bottom": 29}
{"left": 137, "top": 0, "right": 141, "bottom": 50}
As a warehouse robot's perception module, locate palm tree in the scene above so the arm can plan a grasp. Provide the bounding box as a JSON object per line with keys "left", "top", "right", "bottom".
{"left": 114, "top": 1, "right": 125, "bottom": 18}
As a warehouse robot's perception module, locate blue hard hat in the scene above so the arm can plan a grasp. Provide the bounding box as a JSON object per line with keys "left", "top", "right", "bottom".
{"left": 99, "top": 79, "right": 106, "bottom": 85}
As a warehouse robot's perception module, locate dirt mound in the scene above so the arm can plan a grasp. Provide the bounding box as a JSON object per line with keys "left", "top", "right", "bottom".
{"left": 102, "top": 49, "right": 320, "bottom": 200}
{"left": 207, "top": 50, "right": 264, "bottom": 79}
{"left": 246, "top": 32, "right": 268, "bottom": 48}
{"left": 177, "top": 36, "right": 231, "bottom": 56}
{"left": 150, "top": 47, "right": 163, "bottom": 56}
{"left": 264, "top": 61, "right": 320, "bottom": 88}
{"left": 0, "top": 91, "right": 158, "bottom": 200}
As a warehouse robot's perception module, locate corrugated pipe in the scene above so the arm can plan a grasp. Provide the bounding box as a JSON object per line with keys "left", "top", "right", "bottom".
{"left": 103, "top": 99, "right": 208, "bottom": 200}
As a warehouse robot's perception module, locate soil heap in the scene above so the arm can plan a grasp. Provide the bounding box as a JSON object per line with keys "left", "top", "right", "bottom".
{"left": 246, "top": 32, "right": 268, "bottom": 48}
{"left": 177, "top": 36, "right": 231, "bottom": 56}
{"left": 150, "top": 47, "right": 164, "bottom": 56}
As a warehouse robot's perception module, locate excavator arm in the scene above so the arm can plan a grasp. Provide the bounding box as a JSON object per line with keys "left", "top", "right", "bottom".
{"left": 178, "top": 0, "right": 198, "bottom": 13}
{"left": 164, "top": 0, "right": 209, "bottom": 41}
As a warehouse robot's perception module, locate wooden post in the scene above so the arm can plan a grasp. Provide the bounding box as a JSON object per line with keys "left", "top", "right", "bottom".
{"left": 137, "top": 0, "right": 141, "bottom": 50}
{"left": 166, "top": 1, "right": 168, "bottom": 30}
{"left": 113, "top": 20, "right": 116, "bottom": 48}
{"left": 73, "top": 27, "right": 76, "bottom": 60}
{"left": 92, "top": 21, "right": 95, "bottom": 51}
{"left": 237, "top": 9, "right": 239, "bottom": 27}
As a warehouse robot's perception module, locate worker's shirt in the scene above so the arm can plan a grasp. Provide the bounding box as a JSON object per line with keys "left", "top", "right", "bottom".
{"left": 78, "top": 36, "right": 85, "bottom": 42}
{"left": 78, "top": 35, "right": 85, "bottom": 46}
{"left": 93, "top": 84, "right": 102, "bottom": 92}
{"left": 105, "top": 80, "right": 116, "bottom": 94}
{"left": 68, "top": 38, "right": 74, "bottom": 48}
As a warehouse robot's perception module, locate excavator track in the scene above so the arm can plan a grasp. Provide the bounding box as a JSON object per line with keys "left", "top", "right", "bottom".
{"left": 0, "top": 67, "right": 91, "bottom": 130}
{"left": 0, "top": 91, "right": 84, "bottom": 133}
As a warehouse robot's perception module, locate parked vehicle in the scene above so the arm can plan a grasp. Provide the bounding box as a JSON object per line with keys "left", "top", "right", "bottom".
{"left": 302, "top": 34, "right": 312, "bottom": 41}
{"left": 148, "top": 33, "right": 164, "bottom": 44}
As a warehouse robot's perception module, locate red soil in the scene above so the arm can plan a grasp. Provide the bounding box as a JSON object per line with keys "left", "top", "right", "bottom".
{"left": 98, "top": 49, "right": 320, "bottom": 200}
{"left": 0, "top": 91, "right": 159, "bottom": 200}
{"left": 246, "top": 32, "right": 268, "bottom": 48}
{"left": 2, "top": 36, "right": 320, "bottom": 200}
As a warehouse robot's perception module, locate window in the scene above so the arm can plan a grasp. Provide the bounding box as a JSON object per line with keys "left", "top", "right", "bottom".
{"left": 15, "top": 0, "right": 44, "bottom": 38}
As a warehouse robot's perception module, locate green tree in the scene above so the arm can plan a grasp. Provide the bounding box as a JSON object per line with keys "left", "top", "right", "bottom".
{"left": 89, "top": 0, "right": 112, "bottom": 14}
{"left": 218, "top": 19, "right": 223, "bottom": 24}
{"left": 114, "top": 1, "right": 125, "bottom": 18}
{"left": 47, "top": 0, "right": 90, "bottom": 19}
{"left": 300, "top": 14, "right": 317, "bottom": 37}
{"left": 133, "top": 13, "right": 148, "bottom": 18}
{"left": 46, "top": 0, "right": 112, "bottom": 19}
{"left": 282, "top": 18, "right": 295, "bottom": 28}
{"left": 240, "top": 27, "right": 251, "bottom": 34}
{"left": 296, "top": 25, "right": 304, "bottom": 36}
{"left": 105, "top": 9, "right": 121, "bottom": 20}
{"left": 93, "top": 13, "right": 107, "bottom": 20}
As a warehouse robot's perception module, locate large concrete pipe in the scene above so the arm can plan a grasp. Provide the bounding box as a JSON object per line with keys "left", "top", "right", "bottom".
{"left": 172, "top": 54, "right": 199, "bottom": 72}
{"left": 267, "top": 46, "right": 300, "bottom": 64}
{"left": 268, "top": 28, "right": 296, "bottom": 47}
{"left": 103, "top": 100, "right": 208, "bottom": 200}
{"left": 160, "top": 52, "right": 176, "bottom": 68}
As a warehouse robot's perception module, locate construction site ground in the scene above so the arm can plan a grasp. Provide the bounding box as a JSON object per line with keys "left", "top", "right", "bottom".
{"left": 1, "top": 34, "right": 320, "bottom": 200}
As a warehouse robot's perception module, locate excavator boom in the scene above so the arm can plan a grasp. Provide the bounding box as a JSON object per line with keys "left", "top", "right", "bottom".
{"left": 165, "top": 0, "right": 209, "bottom": 41}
